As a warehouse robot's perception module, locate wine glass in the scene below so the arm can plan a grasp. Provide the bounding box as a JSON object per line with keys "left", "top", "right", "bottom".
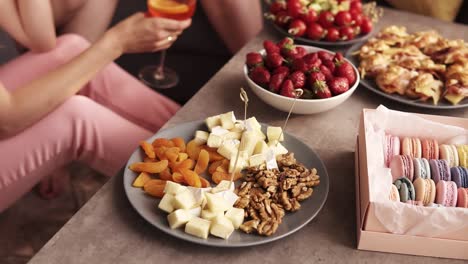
{"left": 139, "top": 0, "right": 196, "bottom": 89}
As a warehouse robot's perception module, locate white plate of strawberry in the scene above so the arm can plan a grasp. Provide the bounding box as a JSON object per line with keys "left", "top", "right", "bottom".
{"left": 243, "top": 38, "right": 359, "bottom": 114}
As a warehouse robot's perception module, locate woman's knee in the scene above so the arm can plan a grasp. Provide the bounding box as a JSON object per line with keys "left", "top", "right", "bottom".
{"left": 59, "top": 95, "right": 98, "bottom": 119}
{"left": 53, "top": 34, "right": 91, "bottom": 64}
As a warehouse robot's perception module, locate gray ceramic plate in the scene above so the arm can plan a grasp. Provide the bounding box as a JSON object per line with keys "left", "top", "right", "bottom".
{"left": 123, "top": 120, "right": 329, "bottom": 247}
{"left": 345, "top": 43, "right": 468, "bottom": 109}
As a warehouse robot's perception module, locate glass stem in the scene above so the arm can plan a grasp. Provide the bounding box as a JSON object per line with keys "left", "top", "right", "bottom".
{"left": 155, "top": 50, "right": 167, "bottom": 80}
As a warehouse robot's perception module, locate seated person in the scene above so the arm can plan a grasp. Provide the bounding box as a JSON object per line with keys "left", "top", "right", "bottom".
{"left": 0, "top": 12, "right": 191, "bottom": 211}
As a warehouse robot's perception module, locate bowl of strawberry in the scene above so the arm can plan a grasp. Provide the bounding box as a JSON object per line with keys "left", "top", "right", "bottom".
{"left": 266, "top": 0, "right": 374, "bottom": 46}
{"left": 244, "top": 38, "right": 359, "bottom": 114}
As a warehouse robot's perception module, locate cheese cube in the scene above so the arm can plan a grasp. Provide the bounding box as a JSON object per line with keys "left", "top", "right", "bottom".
{"left": 229, "top": 151, "right": 248, "bottom": 173}
{"left": 211, "top": 126, "right": 229, "bottom": 136}
{"left": 207, "top": 133, "right": 224, "bottom": 148}
{"left": 188, "top": 206, "right": 202, "bottom": 217}
{"left": 254, "top": 129, "right": 266, "bottom": 141}
{"left": 201, "top": 209, "right": 223, "bottom": 220}
{"left": 205, "top": 115, "right": 221, "bottom": 131}
{"left": 230, "top": 122, "right": 245, "bottom": 132}
{"left": 173, "top": 189, "right": 197, "bottom": 209}
{"left": 211, "top": 180, "right": 235, "bottom": 193}
{"left": 224, "top": 131, "right": 242, "bottom": 140}
{"left": 214, "top": 191, "right": 239, "bottom": 208}
{"left": 167, "top": 209, "right": 193, "bottom": 229}
{"left": 194, "top": 130, "right": 209, "bottom": 145}
{"left": 187, "top": 187, "right": 206, "bottom": 207}
{"left": 158, "top": 194, "right": 175, "bottom": 213}
{"left": 217, "top": 142, "right": 239, "bottom": 160}
{"left": 220, "top": 111, "right": 236, "bottom": 130}
{"left": 268, "top": 140, "right": 288, "bottom": 157}
{"left": 265, "top": 148, "right": 278, "bottom": 170}
{"left": 267, "top": 126, "right": 284, "bottom": 142}
{"left": 239, "top": 131, "right": 258, "bottom": 157}
{"left": 249, "top": 154, "right": 266, "bottom": 167}
{"left": 185, "top": 217, "right": 211, "bottom": 239}
{"left": 205, "top": 192, "right": 231, "bottom": 212}
{"left": 253, "top": 140, "right": 269, "bottom": 155}
{"left": 225, "top": 207, "right": 244, "bottom": 229}
{"left": 164, "top": 181, "right": 187, "bottom": 195}
{"left": 244, "top": 117, "right": 261, "bottom": 131}
{"left": 210, "top": 215, "right": 234, "bottom": 239}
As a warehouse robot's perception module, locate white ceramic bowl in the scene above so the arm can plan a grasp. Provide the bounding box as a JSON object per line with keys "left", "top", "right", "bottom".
{"left": 244, "top": 45, "right": 360, "bottom": 114}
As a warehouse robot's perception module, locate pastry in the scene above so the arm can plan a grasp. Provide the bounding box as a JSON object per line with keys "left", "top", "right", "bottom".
{"left": 390, "top": 155, "right": 414, "bottom": 182}
{"left": 429, "top": 159, "right": 451, "bottom": 183}
{"left": 451, "top": 166, "right": 468, "bottom": 188}
{"left": 413, "top": 177, "right": 436, "bottom": 206}
{"left": 394, "top": 177, "right": 415, "bottom": 202}
{"left": 435, "top": 180, "right": 458, "bottom": 207}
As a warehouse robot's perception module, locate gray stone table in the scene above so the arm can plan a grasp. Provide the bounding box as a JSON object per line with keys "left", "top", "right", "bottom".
{"left": 29, "top": 8, "right": 468, "bottom": 264}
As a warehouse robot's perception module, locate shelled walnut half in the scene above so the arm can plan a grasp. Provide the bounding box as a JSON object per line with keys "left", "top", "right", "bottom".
{"left": 235, "top": 153, "right": 320, "bottom": 236}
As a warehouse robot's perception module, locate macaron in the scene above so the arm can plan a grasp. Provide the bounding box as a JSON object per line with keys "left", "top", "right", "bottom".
{"left": 413, "top": 177, "right": 436, "bottom": 206}
{"left": 389, "top": 184, "right": 400, "bottom": 201}
{"left": 401, "top": 137, "right": 422, "bottom": 158}
{"left": 439, "top": 144, "right": 459, "bottom": 167}
{"left": 384, "top": 134, "right": 400, "bottom": 167}
{"left": 421, "top": 139, "right": 439, "bottom": 160}
{"left": 435, "top": 180, "right": 458, "bottom": 207}
{"left": 451, "top": 166, "right": 468, "bottom": 188}
{"left": 457, "top": 188, "right": 468, "bottom": 208}
{"left": 413, "top": 158, "right": 431, "bottom": 180}
{"left": 458, "top": 145, "right": 468, "bottom": 168}
{"left": 390, "top": 155, "right": 414, "bottom": 182}
{"left": 394, "top": 177, "right": 415, "bottom": 202}
{"left": 429, "top": 159, "right": 451, "bottom": 183}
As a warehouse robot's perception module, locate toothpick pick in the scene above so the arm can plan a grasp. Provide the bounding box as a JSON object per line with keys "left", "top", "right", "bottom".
{"left": 229, "top": 88, "right": 249, "bottom": 188}
{"left": 276, "top": 89, "right": 303, "bottom": 146}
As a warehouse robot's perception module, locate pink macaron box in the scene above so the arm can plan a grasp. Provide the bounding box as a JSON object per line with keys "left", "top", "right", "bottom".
{"left": 356, "top": 106, "right": 468, "bottom": 260}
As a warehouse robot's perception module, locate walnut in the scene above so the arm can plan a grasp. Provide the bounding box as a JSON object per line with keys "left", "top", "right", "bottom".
{"left": 281, "top": 177, "right": 297, "bottom": 190}
{"left": 248, "top": 207, "right": 260, "bottom": 220}
{"left": 280, "top": 191, "right": 293, "bottom": 211}
{"left": 240, "top": 220, "right": 260, "bottom": 234}
{"left": 257, "top": 176, "right": 278, "bottom": 189}
{"left": 291, "top": 183, "right": 307, "bottom": 198}
{"left": 257, "top": 220, "right": 279, "bottom": 236}
{"left": 290, "top": 199, "right": 301, "bottom": 211}
{"left": 234, "top": 195, "right": 250, "bottom": 209}
{"left": 277, "top": 153, "right": 296, "bottom": 166}
{"left": 271, "top": 203, "right": 285, "bottom": 222}
{"left": 266, "top": 185, "right": 277, "bottom": 194}
{"left": 297, "top": 187, "right": 313, "bottom": 201}
{"left": 237, "top": 182, "right": 253, "bottom": 196}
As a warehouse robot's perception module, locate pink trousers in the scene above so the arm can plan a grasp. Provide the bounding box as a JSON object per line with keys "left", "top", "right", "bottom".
{"left": 0, "top": 34, "right": 180, "bottom": 212}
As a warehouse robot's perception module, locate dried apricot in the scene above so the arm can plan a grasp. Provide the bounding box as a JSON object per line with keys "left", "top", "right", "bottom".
{"left": 177, "top": 153, "right": 188, "bottom": 162}
{"left": 129, "top": 160, "right": 168, "bottom": 173}
{"left": 194, "top": 149, "right": 209, "bottom": 174}
{"left": 143, "top": 179, "right": 166, "bottom": 198}
{"left": 208, "top": 160, "right": 224, "bottom": 174}
{"left": 152, "top": 138, "right": 175, "bottom": 148}
{"left": 165, "top": 147, "right": 180, "bottom": 163}
{"left": 171, "top": 137, "right": 186, "bottom": 152}
{"left": 140, "top": 141, "right": 156, "bottom": 159}
{"left": 172, "top": 172, "right": 185, "bottom": 183}
{"left": 159, "top": 168, "right": 172, "bottom": 181}
{"left": 132, "top": 172, "right": 152, "bottom": 188}
{"left": 143, "top": 157, "right": 157, "bottom": 163}
{"left": 201, "top": 145, "right": 224, "bottom": 161}
{"left": 186, "top": 139, "right": 202, "bottom": 160}
{"left": 179, "top": 168, "right": 202, "bottom": 188}
{"left": 155, "top": 146, "right": 168, "bottom": 160}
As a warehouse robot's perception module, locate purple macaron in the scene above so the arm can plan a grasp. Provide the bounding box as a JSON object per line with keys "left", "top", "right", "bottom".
{"left": 429, "top": 159, "right": 451, "bottom": 183}
{"left": 451, "top": 166, "right": 468, "bottom": 188}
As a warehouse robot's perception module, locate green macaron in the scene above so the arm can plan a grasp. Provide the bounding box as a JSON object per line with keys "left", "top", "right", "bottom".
{"left": 394, "top": 177, "right": 415, "bottom": 202}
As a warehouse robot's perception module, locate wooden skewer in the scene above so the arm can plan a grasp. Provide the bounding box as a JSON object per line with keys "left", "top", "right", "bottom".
{"left": 276, "top": 88, "right": 303, "bottom": 147}
{"left": 229, "top": 88, "right": 249, "bottom": 188}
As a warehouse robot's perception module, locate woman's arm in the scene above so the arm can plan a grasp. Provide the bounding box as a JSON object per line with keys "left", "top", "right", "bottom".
{"left": 200, "top": 0, "right": 263, "bottom": 54}
{"left": 0, "top": 13, "right": 191, "bottom": 139}
{"left": 0, "top": 0, "right": 31, "bottom": 48}
{"left": 17, "top": 0, "right": 56, "bottom": 51}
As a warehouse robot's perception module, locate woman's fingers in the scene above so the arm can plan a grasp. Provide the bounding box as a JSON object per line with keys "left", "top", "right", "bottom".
{"left": 152, "top": 35, "right": 178, "bottom": 52}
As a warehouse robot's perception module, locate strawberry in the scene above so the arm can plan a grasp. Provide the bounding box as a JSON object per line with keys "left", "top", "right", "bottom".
{"left": 340, "top": 26, "right": 355, "bottom": 40}
{"left": 246, "top": 52, "right": 263, "bottom": 67}
{"left": 277, "top": 37, "right": 294, "bottom": 49}
{"left": 334, "top": 11, "right": 352, "bottom": 27}
{"left": 249, "top": 67, "right": 271, "bottom": 86}
{"left": 291, "top": 58, "right": 309, "bottom": 72}
{"left": 295, "top": 46, "right": 307, "bottom": 58}
{"left": 269, "top": 1, "right": 286, "bottom": 14}
{"left": 350, "top": 1, "right": 363, "bottom": 13}
{"left": 269, "top": 72, "right": 287, "bottom": 93}
{"left": 318, "top": 51, "right": 335, "bottom": 62}
{"left": 266, "top": 53, "right": 284, "bottom": 69}
{"left": 328, "top": 77, "right": 350, "bottom": 95}
{"left": 318, "top": 11, "right": 334, "bottom": 28}
{"left": 280, "top": 79, "right": 295, "bottom": 98}
{"left": 313, "top": 80, "right": 332, "bottom": 99}
{"left": 303, "top": 52, "right": 319, "bottom": 65}
{"left": 323, "top": 59, "right": 335, "bottom": 72}
{"left": 288, "top": 19, "right": 307, "bottom": 37}
{"left": 319, "top": 65, "right": 333, "bottom": 81}
{"left": 333, "top": 52, "right": 344, "bottom": 62}
{"left": 325, "top": 27, "right": 340, "bottom": 42}
{"left": 300, "top": 9, "right": 318, "bottom": 24}
{"left": 334, "top": 61, "right": 356, "bottom": 85}
{"left": 306, "top": 23, "right": 324, "bottom": 40}
{"left": 274, "top": 11, "right": 291, "bottom": 27}
{"left": 309, "top": 71, "right": 326, "bottom": 84}
{"left": 360, "top": 17, "right": 373, "bottom": 34}
{"left": 263, "top": 40, "right": 280, "bottom": 54}
{"left": 287, "top": 0, "right": 303, "bottom": 18}
{"left": 308, "top": 58, "right": 322, "bottom": 69}
{"left": 288, "top": 71, "right": 305, "bottom": 88}
{"left": 273, "top": 66, "right": 290, "bottom": 76}
{"left": 351, "top": 12, "right": 363, "bottom": 26}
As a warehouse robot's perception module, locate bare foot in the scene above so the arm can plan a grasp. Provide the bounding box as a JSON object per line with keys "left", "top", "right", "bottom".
{"left": 37, "top": 167, "right": 70, "bottom": 199}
